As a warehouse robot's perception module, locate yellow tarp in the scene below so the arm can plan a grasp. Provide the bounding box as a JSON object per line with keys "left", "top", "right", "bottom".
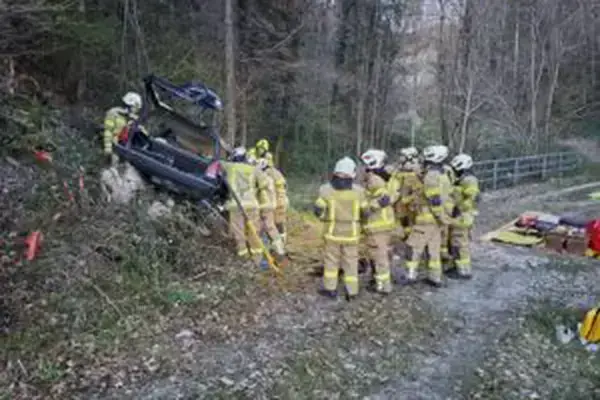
{"left": 480, "top": 211, "right": 546, "bottom": 247}
{"left": 490, "top": 231, "right": 544, "bottom": 246}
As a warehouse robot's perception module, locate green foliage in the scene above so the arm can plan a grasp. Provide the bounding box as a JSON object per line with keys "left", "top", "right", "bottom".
{"left": 36, "top": 360, "right": 66, "bottom": 382}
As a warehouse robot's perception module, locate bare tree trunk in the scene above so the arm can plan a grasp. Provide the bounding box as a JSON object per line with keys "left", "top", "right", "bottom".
{"left": 543, "top": 5, "right": 561, "bottom": 143}
{"left": 410, "top": 73, "right": 417, "bottom": 146}
{"left": 437, "top": 0, "right": 449, "bottom": 145}
{"left": 326, "top": 101, "right": 332, "bottom": 170}
{"left": 543, "top": 62, "right": 560, "bottom": 141}
{"left": 225, "top": 0, "right": 237, "bottom": 145}
{"left": 513, "top": 15, "right": 519, "bottom": 84}
{"left": 369, "top": 26, "right": 383, "bottom": 147}
{"left": 240, "top": 87, "right": 248, "bottom": 146}
{"left": 529, "top": 19, "right": 537, "bottom": 147}
{"left": 459, "top": 73, "right": 473, "bottom": 152}
{"left": 356, "top": 71, "right": 366, "bottom": 156}
{"left": 76, "top": 0, "right": 86, "bottom": 101}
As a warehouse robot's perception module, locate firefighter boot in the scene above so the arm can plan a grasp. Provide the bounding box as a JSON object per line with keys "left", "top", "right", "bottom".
{"left": 426, "top": 259, "right": 444, "bottom": 288}
{"left": 404, "top": 260, "right": 419, "bottom": 285}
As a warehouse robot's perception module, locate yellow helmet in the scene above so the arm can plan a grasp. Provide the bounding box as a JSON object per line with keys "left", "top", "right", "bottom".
{"left": 256, "top": 139, "right": 269, "bottom": 153}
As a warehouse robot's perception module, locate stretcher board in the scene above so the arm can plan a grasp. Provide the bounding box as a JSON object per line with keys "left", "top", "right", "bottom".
{"left": 480, "top": 211, "right": 546, "bottom": 247}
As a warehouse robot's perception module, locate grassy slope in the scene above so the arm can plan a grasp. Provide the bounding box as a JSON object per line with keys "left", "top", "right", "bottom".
{"left": 0, "top": 104, "right": 258, "bottom": 397}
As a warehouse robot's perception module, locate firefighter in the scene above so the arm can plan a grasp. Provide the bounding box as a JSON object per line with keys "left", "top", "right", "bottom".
{"left": 314, "top": 157, "right": 369, "bottom": 300}
{"left": 222, "top": 147, "right": 268, "bottom": 263}
{"left": 360, "top": 149, "right": 395, "bottom": 294}
{"left": 404, "top": 145, "right": 453, "bottom": 287}
{"left": 256, "top": 158, "right": 288, "bottom": 265}
{"left": 102, "top": 92, "right": 144, "bottom": 166}
{"left": 392, "top": 147, "right": 422, "bottom": 239}
{"left": 447, "top": 153, "right": 479, "bottom": 279}
{"left": 260, "top": 158, "right": 289, "bottom": 244}
{"left": 254, "top": 138, "right": 275, "bottom": 167}
{"left": 440, "top": 149, "right": 456, "bottom": 260}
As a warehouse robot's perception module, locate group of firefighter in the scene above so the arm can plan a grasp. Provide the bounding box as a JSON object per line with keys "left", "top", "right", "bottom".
{"left": 221, "top": 140, "right": 290, "bottom": 268}
{"left": 101, "top": 91, "right": 480, "bottom": 301}
{"left": 316, "top": 146, "right": 479, "bottom": 300}
{"left": 221, "top": 139, "right": 480, "bottom": 300}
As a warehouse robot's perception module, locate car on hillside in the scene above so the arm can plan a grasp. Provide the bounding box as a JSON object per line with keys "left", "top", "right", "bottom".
{"left": 113, "top": 75, "right": 231, "bottom": 233}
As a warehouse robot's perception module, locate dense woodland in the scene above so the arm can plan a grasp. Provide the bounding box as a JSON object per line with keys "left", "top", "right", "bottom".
{"left": 2, "top": 0, "right": 600, "bottom": 174}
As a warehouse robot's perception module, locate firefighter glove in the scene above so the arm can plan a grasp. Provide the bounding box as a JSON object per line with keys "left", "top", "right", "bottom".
{"left": 378, "top": 195, "right": 391, "bottom": 207}
{"left": 313, "top": 205, "right": 325, "bottom": 218}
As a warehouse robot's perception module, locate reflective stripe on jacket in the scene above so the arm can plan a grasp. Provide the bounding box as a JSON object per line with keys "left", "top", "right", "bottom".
{"left": 441, "top": 164, "right": 455, "bottom": 215}
{"left": 363, "top": 172, "right": 395, "bottom": 234}
{"left": 414, "top": 166, "right": 451, "bottom": 225}
{"left": 222, "top": 162, "right": 267, "bottom": 210}
{"left": 259, "top": 172, "right": 277, "bottom": 210}
{"left": 396, "top": 170, "right": 422, "bottom": 206}
{"left": 315, "top": 183, "right": 368, "bottom": 244}
{"left": 454, "top": 173, "right": 480, "bottom": 220}
{"left": 265, "top": 167, "right": 288, "bottom": 210}
{"left": 102, "top": 107, "right": 129, "bottom": 155}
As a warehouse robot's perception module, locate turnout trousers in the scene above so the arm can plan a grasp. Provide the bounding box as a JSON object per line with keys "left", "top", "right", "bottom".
{"left": 405, "top": 223, "right": 443, "bottom": 284}
{"left": 260, "top": 209, "right": 285, "bottom": 256}
{"left": 322, "top": 240, "right": 359, "bottom": 296}
{"left": 450, "top": 227, "right": 472, "bottom": 276}
{"left": 274, "top": 206, "right": 287, "bottom": 244}
{"left": 365, "top": 232, "right": 392, "bottom": 293}
{"left": 229, "top": 209, "right": 263, "bottom": 262}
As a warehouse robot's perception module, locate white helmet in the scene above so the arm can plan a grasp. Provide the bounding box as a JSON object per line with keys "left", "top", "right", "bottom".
{"left": 257, "top": 157, "right": 269, "bottom": 170}
{"left": 122, "top": 92, "right": 142, "bottom": 109}
{"left": 422, "top": 145, "right": 449, "bottom": 164}
{"left": 360, "top": 149, "right": 386, "bottom": 170}
{"left": 450, "top": 153, "right": 473, "bottom": 171}
{"left": 334, "top": 157, "right": 357, "bottom": 178}
{"left": 230, "top": 146, "right": 247, "bottom": 162}
{"left": 400, "top": 147, "right": 419, "bottom": 161}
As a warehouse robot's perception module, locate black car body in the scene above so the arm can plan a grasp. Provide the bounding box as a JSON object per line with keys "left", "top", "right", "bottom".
{"left": 113, "top": 75, "right": 229, "bottom": 204}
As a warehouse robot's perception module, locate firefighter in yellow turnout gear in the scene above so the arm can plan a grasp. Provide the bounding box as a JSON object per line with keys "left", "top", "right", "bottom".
{"left": 256, "top": 158, "right": 288, "bottom": 266}
{"left": 405, "top": 145, "right": 453, "bottom": 287}
{"left": 250, "top": 138, "right": 274, "bottom": 167}
{"left": 222, "top": 147, "right": 269, "bottom": 262}
{"left": 360, "top": 149, "right": 395, "bottom": 294}
{"left": 440, "top": 157, "right": 456, "bottom": 260}
{"left": 260, "top": 159, "right": 289, "bottom": 244}
{"left": 315, "top": 157, "right": 369, "bottom": 300}
{"left": 447, "top": 154, "right": 479, "bottom": 279}
{"left": 391, "top": 147, "right": 422, "bottom": 239}
{"left": 102, "top": 92, "right": 144, "bottom": 166}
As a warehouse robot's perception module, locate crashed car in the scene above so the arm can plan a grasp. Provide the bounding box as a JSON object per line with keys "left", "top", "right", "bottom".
{"left": 113, "top": 75, "right": 230, "bottom": 232}
{"left": 114, "top": 75, "right": 228, "bottom": 200}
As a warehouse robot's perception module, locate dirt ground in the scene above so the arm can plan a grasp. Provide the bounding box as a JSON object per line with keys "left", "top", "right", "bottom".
{"left": 84, "top": 180, "right": 600, "bottom": 400}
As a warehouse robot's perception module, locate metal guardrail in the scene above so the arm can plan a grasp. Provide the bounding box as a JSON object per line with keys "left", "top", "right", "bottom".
{"left": 473, "top": 152, "right": 582, "bottom": 191}
{"left": 289, "top": 151, "right": 583, "bottom": 206}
